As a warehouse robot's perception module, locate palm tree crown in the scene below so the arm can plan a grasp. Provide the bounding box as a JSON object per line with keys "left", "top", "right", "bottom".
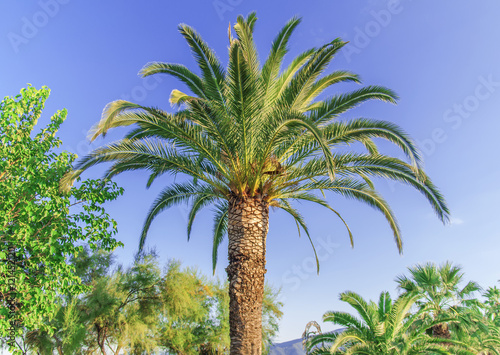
{"left": 65, "top": 13, "right": 448, "bottom": 271}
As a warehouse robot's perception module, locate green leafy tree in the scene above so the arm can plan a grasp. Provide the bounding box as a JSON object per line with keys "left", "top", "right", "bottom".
{"left": 64, "top": 14, "right": 449, "bottom": 353}
{"left": 306, "top": 291, "right": 462, "bottom": 355}
{"left": 71, "top": 244, "right": 116, "bottom": 285}
{"left": 396, "top": 262, "right": 481, "bottom": 339}
{"left": 20, "top": 246, "right": 115, "bottom": 355}
{"left": 0, "top": 86, "right": 123, "bottom": 354}
{"left": 21, "top": 248, "right": 163, "bottom": 355}
{"left": 9, "top": 246, "right": 283, "bottom": 354}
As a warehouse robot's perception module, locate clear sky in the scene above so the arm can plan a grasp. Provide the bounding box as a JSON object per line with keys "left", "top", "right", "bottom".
{"left": 1, "top": 0, "right": 500, "bottom": 343}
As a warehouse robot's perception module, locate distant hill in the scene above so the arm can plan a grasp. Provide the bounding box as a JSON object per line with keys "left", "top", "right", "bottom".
{"left": 269, "top": 338, "right": 305, "bottom": 355}
{"left": 270, "top": 328, "right": 345, "bottom": 355}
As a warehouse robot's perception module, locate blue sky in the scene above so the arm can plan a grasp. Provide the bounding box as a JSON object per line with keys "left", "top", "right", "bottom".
{"left": 1, "top": 0, "right": 500, "bottom": 343}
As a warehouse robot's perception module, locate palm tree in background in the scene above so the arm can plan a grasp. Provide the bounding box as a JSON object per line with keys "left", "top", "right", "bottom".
{"left": 64, "top": 13, "right": 449, "bottom": 354}
{"left": 451, "top": 306, "right": 500, "bottom": 355}
{"left": 396, "top": 262, "right": 481, "bottom": 339}
{"left": 306, "top": 291, "right": 459, "bottom": 354}
{"left": 484, "top": 286, "right": 500, "bottom": 324}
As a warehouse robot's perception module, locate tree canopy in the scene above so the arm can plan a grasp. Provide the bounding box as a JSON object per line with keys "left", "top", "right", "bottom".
{"left": 8, "top": 247, "right": 283, "bottom": 355}
{"left": 0, "top": 86, "right": 123, "bottom": 352}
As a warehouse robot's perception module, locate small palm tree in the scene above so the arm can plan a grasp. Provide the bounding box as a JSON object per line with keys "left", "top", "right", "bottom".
{"left": 396, "top": 262, "right": 481, "bottom": 339}
{"left": 452, "top": 286, "right": 500, "bottom": 355}
{"left": 484, "top": 286, "right": 500, "bottom": 324}
{"left": 452, "top": 306, "right": 500, "bottom": 355}
{"left": 64, "top": 13, "right": 449, "bottom": 353}
{"left": 306, "top": 291, "right": 462, "bottom": 355}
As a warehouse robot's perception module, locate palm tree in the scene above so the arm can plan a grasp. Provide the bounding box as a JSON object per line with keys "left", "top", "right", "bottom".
{"left": 63, "top": 13, "right": 449, "bottom": 353}
{"left": 483, "top": 286, "right": 500, "bottom": 325}
{"left": 305, "top": 291, "right": 460, "bottom": 354}
{"left": 452, "top": 286, "right": 500, "bottom": 355}
{"left": 451, "top": 306, "right": 500, "bottom": 355}
{"left": 396, "top": 262, "right": 481, "bottom": 339}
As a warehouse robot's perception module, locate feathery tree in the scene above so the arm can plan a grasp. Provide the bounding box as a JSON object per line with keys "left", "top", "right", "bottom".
{"left": 158, "top": 260, "right": 218, "bottom": 354}
{"left": 158, "top": 262, "right": 282, "bottom": 355}
{"left": 21, "top": 247, "right": 117, "bottom": 355}
{"left": 18, "top": 248, "right": 283, "bottom": 355}
{"left": 82, "top": 252, "right": 162, "bottom": 355}
{"left": 396, "top": 262, "right": 481, "bottom": 339}
{"left": 24, "top": 298, "right": 87, "bottom": 355}
{"left": 63, "top": 13, "right": 449, "bottom": 353}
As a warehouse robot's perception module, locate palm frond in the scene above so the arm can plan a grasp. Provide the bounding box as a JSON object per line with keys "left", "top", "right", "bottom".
{"left": 278, "top": 178, "right": 402, "bottom": 252}
{"left": 261, "top": 16, "right": 301, "bottom": 95}
{"left": 212, "top": 202, "right": 228, "bottom": 273}
{"left": 178, "top": 23, "right": 226, "bottom": 105}
{"left": 187, "top": 192, "right": 220, "bottom": 241}
{"left": 278, "top": 191, "right": 353, "bottom": 247}
{"left": 309, "top": 85, "right": 399, "bottom": 124}
{"left": 275, "top": 199, "right": 320, "bottom": 274}
{"left": 139, "top": 62, "right": 206, "bottom": 99}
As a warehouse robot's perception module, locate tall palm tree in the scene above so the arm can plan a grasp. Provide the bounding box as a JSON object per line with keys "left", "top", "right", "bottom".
{"left": 63, "top": 13, "right": 449, "bottom": 353}
{"left": 396, "top": 262, "right": 481, "bottom": 339}
{"left": 305, "top": 291, "right": 461, "bottom": 354}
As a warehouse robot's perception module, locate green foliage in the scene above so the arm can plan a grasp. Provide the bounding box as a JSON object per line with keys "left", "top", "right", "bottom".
{"left": 15, "top": 247, "right": 282, "bottom": 354}
{"left": 64, "top": 13, "right": 449, "bottom": 274}
{"left": 305, "top": 264, "right": 500, "bottom": 355}
{"left": 262, "top": 284, "right": 283, "bottom": 354}
{"left": 159, "top": 260, "right": 221, "bottom": 354}
{"left": 80, "top": 250, "right": 162, "bottom": 354}
{"left": 0, "top": 86, "right": 123, "bottom": 352}
{"left": 396, "top": 262, "right": 481, "bottom": 339}
{"left": 306, "top": 291, "right": 457, "bottom": 355}
{"left": 24, "top": 298, "right": 87, "bottom": 355}
{"left": 158, "top": 261, "right": 283, "bottom": 354}
{"left": 483, "top": 286, "right": 500, "bottom": 325}
{"left": 450, "top": 286, "right": 500, "bottom": 355}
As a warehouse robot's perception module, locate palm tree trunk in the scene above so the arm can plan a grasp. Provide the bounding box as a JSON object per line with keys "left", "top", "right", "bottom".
{"left": 226, "top": 195, "right": 269, "bottom": 354}
{"left": 432, "top": 323, "right": 451, "bottom": 339}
